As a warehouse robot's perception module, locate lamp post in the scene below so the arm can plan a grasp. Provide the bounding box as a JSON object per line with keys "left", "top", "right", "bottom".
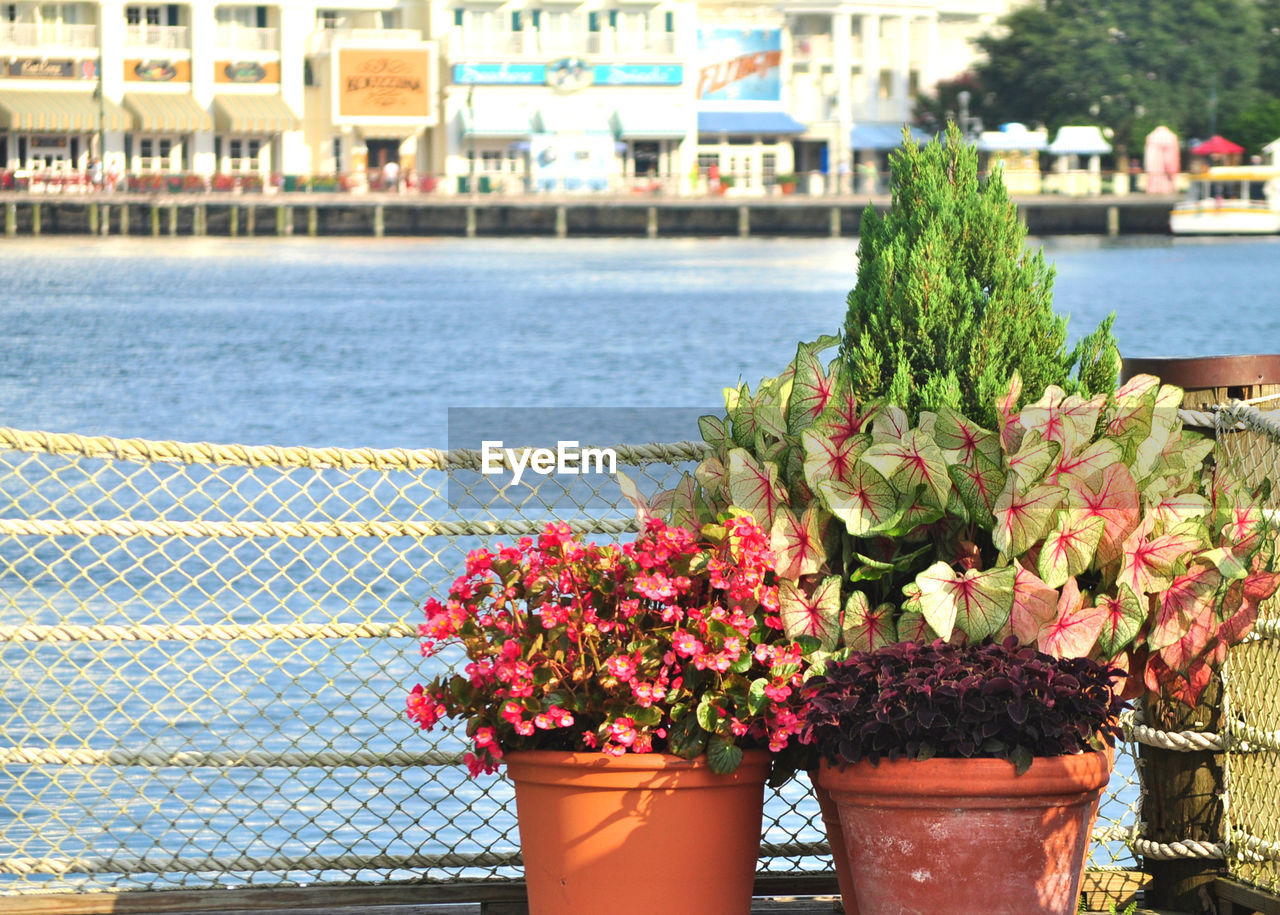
{"left": 93, "top": 50, "right": 105, "bottom": 186}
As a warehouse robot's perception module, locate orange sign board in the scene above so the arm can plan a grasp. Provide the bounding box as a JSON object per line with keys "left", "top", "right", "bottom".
{"left": 124, "top": 59, "right": 192, "bottom": 82}
{"left": 336, "top": 47, "right": 434, "bottom": 120}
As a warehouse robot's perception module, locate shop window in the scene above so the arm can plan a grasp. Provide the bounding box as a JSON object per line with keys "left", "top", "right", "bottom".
{"left": 451, "top": 8, "right": 462, "bottom": 27}
{"left": 608, "top": 10, "right": 617, "bottom": 28}
{"left": 531, "top": 10, "right": 540, "bottom": 27}
{"left": 3, "top": 4, "right": 15, "bottom": 21}
{"left": 664, "top": 10, "right": 673, "bottom": 32}
{"left": 510, "top": 10, "right": 521, "bottom": 31}
{"left": 696, "top": 152, "right": 718, "bottom": 175}
{"left": 762, "top": 152, "right": 776, "bottom": 186}
{"left": 479, "top": 150, "right": 503, "bottom": 172}
{"left": 320, "top": 9, "right": 340, "bottom": 28}
{"left": 587, "top": 11, "right": 598, "bottom": 31}
{"left": 125, "top": 5, "right": 162, "bottom": 25}
{"left": 226, "top": 137, "right": 262, "bottom": 172}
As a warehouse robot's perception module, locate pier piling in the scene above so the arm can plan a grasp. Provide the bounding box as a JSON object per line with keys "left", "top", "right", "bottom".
{"left": 31, "top": 202, "right": 40, "bottom": 236}
{"left": 373, "top": 203, "right": 384, "bottom": 238}
{"left": 465, "top": 206, "right": 476, "bottom": 238}
{"left": 738, "top": 205, "right": 749, "bottom": 238}
{"left": 555, "top": 205, "right": 567, "bottom": 238}
{"left": 1107, "top": 205, "right": 1120, "bottom": 237}
{"left": 308, "top": 206, "right": 318, "bottom": 237}
{"left": 830, "top": 207, "right": 841, "bottom": 238}
{"left": 4, "top": 202, "right": 14, "bottom": 237}
{"left": 647, "top": 206, "right": 658, "bottom": 239}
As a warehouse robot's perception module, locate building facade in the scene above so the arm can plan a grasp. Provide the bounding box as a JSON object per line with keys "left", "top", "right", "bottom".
{"left": 0, "top": 0, "right": 1016, "bottom": 191}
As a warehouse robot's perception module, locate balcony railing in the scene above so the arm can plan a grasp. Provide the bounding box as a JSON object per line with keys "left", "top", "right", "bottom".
{"left": 124, "top": 24, "right": 188, "bottom": 50}
{"left": 306, "top": 27, "right": 423, "bottom": 54}
{"left": 214, "top": 24, "right": 278, "bottom": 52}
{"left": 450, "top": 27, "right": 673, "bottom": 56}
{"left": 0, "top": 21, "right": 97, "bottom": 49}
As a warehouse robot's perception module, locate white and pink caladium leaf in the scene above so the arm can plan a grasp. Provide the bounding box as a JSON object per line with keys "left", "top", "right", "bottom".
{"left": 996, "top": 372, "right": 1025, "bottom": 454}
{"left": 779, "top": 575, "right": 842, "bottom": 651}
{"left": 934, "top": 406, "right": 1001, "bottom": 467}
{"left": 617, "top": 471, "right": 659, "bottom": 525}
{"left": 1037, "top": 512, "right": 1105, "bottom": 589}
{"left": 1104, "top": 380, "right": 1157, "bottom": 455}
{"left": 727, "top": 448, "right": 787, "bottom": 531}
{"left": 1037, "top": 577, "right": 1107, "bottom": 659}
{"left": 915, "top": 561, "right": 1016, "bottom": 642}
{"left": 992, "top": 478, "right": 1065, "bottom": 559}
{"left": 861, "top": 429, "right": 952, "bottom": 509}
{"left": 770, "top": 504, "right": 829, "bottom": 580}
{"left": 1116, "top": 521, "right": 1208, "bottom": 597}
{"left": 871, "top": 404, "right": 910, "bottom": 443}
{"left": 1150, "top": 493, "right": 1212, "bottom": 528}
{"left": 1020, "top": 386, "right": 1105, "bottom": 456}
{"left": 1131, "top": 384, "right": 1185, "bottom": 481}
{"left": 1218, "top": 570, "right": 1280, "bottom": 648}
{"left": 698, "top": 414, "right": 731, "bottom": 452}
{"left": 816, "top": 380, "right": 877, "bottom": 449}
{"left": 1048, "top": 439, "right": 1123, "bottom": 488}
{"left": 1066, "top": 461, "right": 1141, "bottom": 565}
{"left": 1006, "top": 433, "right": 1061, "bottom": 489}
{"left": 801, "top": 428, "right": 868, "bottom": 491}
{"left": 724, "top": 382, "right": 757, "bottom": 449}
{"left": 787, "top": 343, "right": 836, "bottom": 434}
{"left": 818, "top": 462, "right": 901, "bottom": 537}
{"left": 896, "top": 610, "right": 935, "bottom": 642}
{"left": 841, "top": 591, "right": 897, "bottom": 652}
{"left": 695, "top": 455, "right": 728, "bottom": 503}
{"left": 1096, "top": 584, "right": 1147, "bottom": 658}
{"left": 668, "top": 473, "right": 701, "bottom": 530}
{"left": 949, "top": 454, "right": 1007, "bottom": 526}
{"left": 1148, "top": 564, "right": 1223, "bottom": 653}
{"left": 754, "top": 401, "right": 789, "bottom": 443}
{"left": 1011, "top": 563, "right": 1060, "bottom": 644}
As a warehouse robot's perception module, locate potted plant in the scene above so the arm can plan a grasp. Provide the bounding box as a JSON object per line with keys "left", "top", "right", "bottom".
{"left": 801, "top": 637, "right": 1127, "bottom": 913}
{"left": 775, "top": 173, "right": 798, "bottom": 195}
{"left": 637, "top": 123, "right": 1280, "bottom": 909}
{"left": 407, "top": 517, "right": 811, "bottom": 915}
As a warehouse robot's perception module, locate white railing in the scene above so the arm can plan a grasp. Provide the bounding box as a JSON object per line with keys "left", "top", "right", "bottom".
{"left": 124, "top": 24, "right": 188, "bottom": 49}
{"left": 538, "top": 30, "right": 600, "bottom": 54}
{"left": 306, "top": 26, "right": 421, "bottom": 53}
{"left": 613, "top": 30, "right": 674, "bottom": 54}
{"left": 214, "top": 25, "right": 278, "bottom": 52}
{"left": 0, "top": 21, "right": 97, "bottom": 48}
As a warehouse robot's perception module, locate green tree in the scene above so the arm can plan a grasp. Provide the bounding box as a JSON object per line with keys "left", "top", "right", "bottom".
{"left": 840, "top": 124, "right": 1119, "bottom": 428}
{"left": 1220, "top": 98, "right": 1280, "bottom": 157}
{"left": 974, "top": 0, "right": 1260, "bottom": 162}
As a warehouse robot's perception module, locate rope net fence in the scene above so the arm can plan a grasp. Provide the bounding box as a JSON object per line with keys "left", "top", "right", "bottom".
{"left": 0, "top": 413, "right": 1241, "bottom": 899}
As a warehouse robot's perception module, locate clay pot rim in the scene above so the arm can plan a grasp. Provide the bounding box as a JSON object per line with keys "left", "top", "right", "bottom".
{"left": 816, "top": 748, "right": 1112, "bottom": 800}
{"left": 1121, "top": 354, "right": 1280, "bottom": 387}
{"left": 503, "top": 748, "right": 772, "bottom": 787}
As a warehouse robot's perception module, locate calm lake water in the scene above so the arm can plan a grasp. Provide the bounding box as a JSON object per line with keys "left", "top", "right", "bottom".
{"left": 0, "top": 233, "right": 1275, "bottom": 889}
{"left": 1, "top": 233, "right": 1277, "bottom": 447}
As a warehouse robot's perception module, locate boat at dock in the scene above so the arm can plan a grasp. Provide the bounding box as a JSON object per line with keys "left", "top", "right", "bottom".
{"left": 1170, "top": 166, "right": 1280, "bottom": 235}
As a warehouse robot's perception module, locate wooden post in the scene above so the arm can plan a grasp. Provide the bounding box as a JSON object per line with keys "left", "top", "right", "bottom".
{"left": 465, "top": 206, "right": 476, "bottom": 238}
{"left": 149, "top": 203, "right": 159, "bottom": 237}
{"left": 738, "top": 205, "right": 749, "bottom": 238}
{"left": 4, "top": 202, "right": 14, "bottom": 237}
{"left": 88, "top": 203, "right": 99, "bottom": 235}
{"left": 308, "top": 206, "right": 318, "bottom": 237}
{"left": 168, "top": 203, "right": 178, "bottom": 236}
{"left": 119, "top": 203, "right": 129, "bottom": 235}
{"left": 246, "top": 204, "right": 256, "bottom": 236}
{"left": 229, "top": 205, "right": 239, "bottom": 237}
{"left": 100, "top": 204, "right": 110, "bottom": 236}
{"left": 277, "top": 205, "right": 291, "bottom": 236}
{"left": 194, "top": 203, "right": 206, "bottom": 236}
{"left": 1107, "top": 205, "right": 1120, "bottom": 237}
{"left": 555, "top": 205, "right": 567, "bottom": 238}
{"left": 31, "top": 202, "right": 41, "bottom": 236}
{"left": 374, "top": 203, "right": 385, "bottom": 237}
{"left": 830, "top": 207, "right": 841, "bottom": 238}
{"left": 646, "top": 206, "right": 658, "bottom": 238}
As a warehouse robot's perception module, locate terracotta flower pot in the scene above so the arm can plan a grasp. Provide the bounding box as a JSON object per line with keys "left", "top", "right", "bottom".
{"left": 808, "top": 772, "right": 860, "bottom": 914}
{"left": 818, "top": 750, "right": 1111, "bottom": 915}
{"left": 505, "top": 749, "right": 770, "bottom": 915}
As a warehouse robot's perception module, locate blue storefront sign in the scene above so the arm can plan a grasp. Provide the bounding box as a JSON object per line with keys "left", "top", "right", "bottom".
{"left": 696, "top": 28, "right": 782, "bottom": 101}
{"left": 593, "top": 64, "right": 683, "bottom": 86}
{"left": 453, "top": 62, "right": 546, "bottom": 85}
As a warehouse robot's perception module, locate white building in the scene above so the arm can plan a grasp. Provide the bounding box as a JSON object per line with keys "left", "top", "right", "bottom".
{"left": 0, "top": 0, "right": 1019, "bottom": 190}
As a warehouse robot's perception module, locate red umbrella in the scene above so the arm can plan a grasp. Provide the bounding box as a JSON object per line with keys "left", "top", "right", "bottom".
{"left": 1191, "top": 135, "right": 1244, "bottom": 156}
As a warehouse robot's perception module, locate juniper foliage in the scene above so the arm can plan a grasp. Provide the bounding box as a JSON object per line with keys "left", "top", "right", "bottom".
{"left": 839, "top": 123, "right": 1120, "bottom": 428}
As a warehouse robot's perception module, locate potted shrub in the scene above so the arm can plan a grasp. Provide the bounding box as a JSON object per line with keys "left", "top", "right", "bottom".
{"left": 407, "top": 517, "right": 811, "bottom": 915}
{"left": 776, "top": 173, "right": 798, "bottom": 195}
{"left": 802, "top": 637, "right": 1128, "bottom": 913}
{"left": 637, "top": 123, "right": 1280, "bottom": 909}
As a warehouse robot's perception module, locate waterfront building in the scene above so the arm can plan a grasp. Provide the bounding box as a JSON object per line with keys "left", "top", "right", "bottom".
{"left": 0, "top": 0, "right": 1017, "bottom": 191}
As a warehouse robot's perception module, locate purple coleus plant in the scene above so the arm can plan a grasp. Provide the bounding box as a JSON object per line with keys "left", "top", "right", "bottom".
{"left": 632, "top": 338, "right": 1280, "bottom": 710}
{"left": 800, "top": 637, "right": 1128, "bottom": 774}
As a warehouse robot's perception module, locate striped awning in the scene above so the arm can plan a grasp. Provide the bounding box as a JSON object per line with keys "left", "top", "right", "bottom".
{"left": 123, "top": 93, "right": 213, "bottom": 133}
{"left": 0, "top": 90, "right": 131, "bottom": 132}
{"left": 212, "top": 94, "right": 299, "bottom": 133}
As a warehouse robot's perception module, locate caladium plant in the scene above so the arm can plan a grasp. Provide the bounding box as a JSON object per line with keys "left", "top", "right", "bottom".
{"left": 638, "top": 346, "right": 1279, "bottom": 710}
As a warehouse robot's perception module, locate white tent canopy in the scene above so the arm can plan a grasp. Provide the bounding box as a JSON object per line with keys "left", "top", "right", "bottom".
{"left": 1048, "top": 125, "right": 1112, "bottom": 156}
